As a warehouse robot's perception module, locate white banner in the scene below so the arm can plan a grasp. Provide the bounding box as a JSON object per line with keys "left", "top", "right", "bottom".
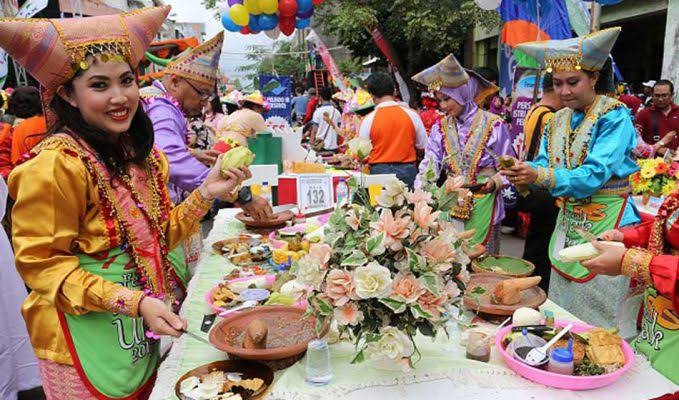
{"left": 0, "top": 0, "right": 49, "bottom": 87}
{"left": 663, "top": 0, "right": 679, "bottom": 103}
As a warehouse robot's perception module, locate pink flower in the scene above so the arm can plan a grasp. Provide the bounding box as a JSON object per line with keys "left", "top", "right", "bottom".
{"left": 334, "top": 302, "right": 364, "bottom": 326}
{"left": 444, "top": 280, "right": 461, "bottom": 300}
{"left": 345, "top": 212, "right": 361, "bottom": 230}
{"left": 325, "top": 269, "right": 355, "bottom": 306}
{"left": 370, "top": 209, "right": 411, "bottom": 251}
{"left": 417, "top": 290, "right": 446, "bottom": 319}
{"left": 419, "top": 237, "right": 456, "bottom": 264}
{"left": 309, "top": 243, "right": 332, "bottom": 267}
{"left": 391, "top": 272, "right": 425, "bottom": 303}
{"left": 405, "top": 189, "right": 433, "bottom": 205}
{"left": 412, "top": 201, "right": 440, "bottom": 229}
{"left": 445, "top": 175, "right": 465, "bottom": 193}
{"left": 457, "top": 268, "right": 471, "bottom": 285}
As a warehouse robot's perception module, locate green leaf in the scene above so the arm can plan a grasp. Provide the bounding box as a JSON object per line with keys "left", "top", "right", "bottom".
{"left": 418, "top": 272, "right": 441, "bottom": 297}
{"left": 417, "top": 320, "right": 435, "bottom": 337}
{"left": 366, "top": 233, "right": 386, "bottom": 256}
{"left": 410, "top": 304, "right": 433, "bottom": 320}
{"left": 406, "top": 248, "right": 426, "bottom": 272}
{"left": 341, "top": 250, "right": 368, "bottom": 267}
{"left": 351, "top": 349, "right": 366, "bottom": 364}
{"left": 315, "top": 315, "right": 327, "bottom": 337}
{"left": 364, "top": 332, "right": 381, "bottom": 343}
{"left": 312, "top": 296, "right": 334, "bottom": 316}
{"left": 435, "top": 187, "right": 459, "bottom": 212}
{"left": 470, "top": 286, "right": 486, "bottom": 296}
{"left": 379, "top": 298, "right": 407, "bottom": 314}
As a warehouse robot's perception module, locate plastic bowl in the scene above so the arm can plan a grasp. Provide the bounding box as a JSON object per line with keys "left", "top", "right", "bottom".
{"left": 495, "top": 321, "right": 635, "bottom": 390}
{"left": 205, "top": 275, "right": 276, "bottom": 314}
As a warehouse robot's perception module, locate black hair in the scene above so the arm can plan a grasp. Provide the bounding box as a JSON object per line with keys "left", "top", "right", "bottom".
{"left": 655, "top": 79, "right": 675, "bottom": 94}
{"left": 7, "top": 86, "right": 43, "bottom": 118}
{"left": 586, "top": 58, "right": 615, "bottom": 95}
{"left": 48, "top": 66, "right": 154, "bottom": 177}
{"left": 365, "top": 72, "right": 395, "bottom": 98}
{"left": 208, "top": 95, "right": 223, "bottom": 115}
{"left": 242, "top": 101, "right": 262, "bottom": 112}
{"left": 354, "top": 105, "right": 375, "bottom": 117}
{"left": 225, "top": 102, "right": 239, "bottom": 115}
{"left": 542, "top": 73, "right": 554, "bottom": 92}
{"left": 295, "top": 86, "right": 303, "bottom": 95}
{"left": 474, "top": 67, "right": 499, "bottom": 84}
{"left": 320, "top": 86, "right": 333, "bottom": 101}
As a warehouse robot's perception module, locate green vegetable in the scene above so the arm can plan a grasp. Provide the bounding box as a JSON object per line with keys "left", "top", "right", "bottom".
{"left": 220, "top": 146, "right": 254, "bottom": 178}
{"left": 574, "top": 359, "right": 606, "bottom": 376}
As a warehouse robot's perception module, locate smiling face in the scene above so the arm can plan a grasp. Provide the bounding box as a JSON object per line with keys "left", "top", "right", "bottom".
{"left": 436, "top": 92, "right": 464, "bottom": 117}
{"left": 552, "top": 70, "right": 599, "bottom": 110}
{"left": 57, "top": 55, "right": 138, "bottom": 136}
{"left": 165, "top": 75, "right": 213, "bottom": 117}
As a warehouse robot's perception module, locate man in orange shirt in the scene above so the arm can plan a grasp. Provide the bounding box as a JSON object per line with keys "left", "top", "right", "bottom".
{"left": 359, "top": 72, "right": 427, "bottom": 188}
{"left": 8, "top": 86, "right": 46, "bottom": 166}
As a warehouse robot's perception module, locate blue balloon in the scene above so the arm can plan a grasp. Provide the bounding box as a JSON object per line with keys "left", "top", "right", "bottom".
{"left": 297, "top": 0, "right": 313, "bottom": 13}
{"left": 297, "top": 7, "right": 313, "bottom": 18}
{"left": 221, "top": 13, "right": 241, "bottom": 32}
{"left": 259, "top": 13, "right": 278, "bottom": 30}
{"left": 248, "top": 14, "right": 261, "bottom": 32}
{"left": 295, "top": 17, "right": 311, "bottom": 29}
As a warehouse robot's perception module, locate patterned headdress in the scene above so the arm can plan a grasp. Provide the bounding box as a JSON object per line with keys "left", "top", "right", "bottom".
{"left": 164, "top": 31, "right": 224, "bottom": 86}
{"left": 516, "top": 27, "right": 621, "bottom": 73}
{"left": 0, "top": 6, "right": 170, "bottom": 99}
{"left": 412, "top": 54, "right": 469, "bottom": 92}
{"left": 239, "top": 90, "right": 266, "bottom": 107}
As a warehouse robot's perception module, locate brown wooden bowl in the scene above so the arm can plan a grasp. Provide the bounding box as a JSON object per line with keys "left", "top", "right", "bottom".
{"left": 236, "top": 210, "right": 294, "bottom": 229}
{"left": 209, "top": 306, "right": 327, "bottom": 366}
{"left": 471, "top": 255, "right": 535, "bottom": 278}
{"left": 174, "top": 360, "right": 273, "bottom": 400}
{"left": 463, "top": 273, "right": 546, "bottom": 316}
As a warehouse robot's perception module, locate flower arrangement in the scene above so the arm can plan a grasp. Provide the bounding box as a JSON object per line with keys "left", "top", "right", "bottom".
{"left": 291, "top": 151, "right": 474, "bottom": 369}
{"left": 630, "top": 158, "right": 679, "bottom": 198}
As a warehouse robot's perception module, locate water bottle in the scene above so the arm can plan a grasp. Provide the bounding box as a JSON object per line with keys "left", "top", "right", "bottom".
{"left": 305, "top": 339, "right": 332, "bottom": 386}
{"left": 260, "top": 181, "right": 273, "bottom": 204}
{"left": 335, "top": 179, "right": 349, "bottom": 207}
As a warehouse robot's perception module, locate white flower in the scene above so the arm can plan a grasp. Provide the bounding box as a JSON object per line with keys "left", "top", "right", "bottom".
{"left": 366, "top": 326, "right": 415, "bottom": 361}
{"left": 353, "top": 261, "right": 393, "bottom": 299}
{"left": 295, "top": 255, "right": 325, "bottom": 289}
{"left": 348, "top": 137, "right": 373, "bottom": 161}
{"left": 376, "top": 179, "right": 407, "bottom": 208}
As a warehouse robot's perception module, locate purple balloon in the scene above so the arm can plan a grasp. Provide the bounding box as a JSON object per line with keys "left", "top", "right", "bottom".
{"left": 228, "top": 0, "right": 243, "bottom": 5}
{"left": 297, "top": 7, "right": 314, "bottom": 18}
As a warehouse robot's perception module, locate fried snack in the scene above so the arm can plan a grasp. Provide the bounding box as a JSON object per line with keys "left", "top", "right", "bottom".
{"left": 235, "top": 378, "right": 264, "bottom": 392}
{"left": 212, "top": 284, "right": 237, "bottom": 306}
{"left": 201, "top": 371, "right": 227, "bottom": 386}
{"left": 586, "top": 328, "right": 625, "bottom": 367}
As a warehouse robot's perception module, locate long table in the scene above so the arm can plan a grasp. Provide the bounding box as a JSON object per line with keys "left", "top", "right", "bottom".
{"left": 150, "top": 209, "right": 679, "bottom": 400}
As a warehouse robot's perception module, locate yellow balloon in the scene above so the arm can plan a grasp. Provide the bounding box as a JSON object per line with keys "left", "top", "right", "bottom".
{"left": 244, "top": 0, "right": 262, "bottom": 15}
{"left": 259, "top": 0, "right": 278, "bottom": 14}
{"left": 229, "top": 4, "right": 250, "bottom": 26}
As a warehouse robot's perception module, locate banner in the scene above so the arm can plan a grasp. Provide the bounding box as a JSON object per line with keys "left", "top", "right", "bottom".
{"left": 663, "top": 0, "right": 679, "bottom": 103}
{"left": 0, "top": 0, "right": 48, "bottom": 88}
{"left": 306, "top": 29, "right": 346, "bottom": 91}
{"left": 259, "top": 74, "right": 293, "bottom": 123}
{"left": 371, "top": 27, "right": 411, "bottom": 104}
{"left": 510, "top": 67, "right": 542, "bottom": 159}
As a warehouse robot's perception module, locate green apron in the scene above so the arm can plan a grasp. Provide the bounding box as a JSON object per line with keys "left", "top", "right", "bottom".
{"left": 634, "top": 287, "right": 679, "bottom": 384}
{"left": 549, "top": 194, "right": 628, "bottom": 281}
{"left": 441, "top": 111, "right": 501, "bottom": 247}
{"left": 61, "top": 249, "right": 158, "bottom": 399}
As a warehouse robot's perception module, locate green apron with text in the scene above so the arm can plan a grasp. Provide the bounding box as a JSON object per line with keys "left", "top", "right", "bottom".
{"left": 465, "top": 192, "right": 497, "bottom": 246}
{"left": 634, "top": 287, "right": 679, "bottom": 384}
{"left": 549, "top": 194, "right": 627, "bottom": 281}
{"left": 61, "top": 249, "right": 162, "bottom": 399}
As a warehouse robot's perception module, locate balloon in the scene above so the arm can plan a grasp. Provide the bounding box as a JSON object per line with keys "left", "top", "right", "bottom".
{"left": 296, "top": 7, "right": 313, "bottom": 18}
{"left": 228, "top": 0, "right": 243, "bottom": 5}
{"left": 265, "top": 26, "right": 280, "bottom": 39}
{"left": 244, "top": 0, "right": 262, "bottom": 15}
{"left": 248, "top": 14, "right": 261, "bottom": 31}
{"left": 295, "top": 17, "right": 311, "bottom": 29}
{"left": 259, "top": 13, "right": 278, "bottom": 30}
{"left": 278, "top": 0, "right": 298, "bottom": 17}
{"left": 297, "top": 0, "right": 312, "bottom": 12}
{"left": 229, "top": 4, "right": 250, "bottom": 26}
{"left": 241, "top": 26, "right": 252, "bottom": 34}
{"left": 259, "top": 0, "right": 278, "bottom": 14}
{"left": 312, "top": 0, "right": 323, "bottom": 4}
{"left": 221, "top": 13, "right": 241, "bottom": 32}
{"left": 279, "top": 15, "right": 295, "bottom": 35}
{"left": 473, "top": 0, "right": 501, "bottom": 10}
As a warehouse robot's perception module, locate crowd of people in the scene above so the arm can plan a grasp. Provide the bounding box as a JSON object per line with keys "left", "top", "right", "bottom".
{"left": 1, "top": 4, "right": 679, "bottom": 400}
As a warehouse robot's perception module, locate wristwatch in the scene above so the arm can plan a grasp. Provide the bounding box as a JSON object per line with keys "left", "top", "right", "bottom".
{"left": 237, "top": 186, "right": 253, "bottom": 205}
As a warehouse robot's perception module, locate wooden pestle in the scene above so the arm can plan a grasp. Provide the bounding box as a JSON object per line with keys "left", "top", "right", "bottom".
{"left": 243, "top": 319, "right": 268, "bottom": 349}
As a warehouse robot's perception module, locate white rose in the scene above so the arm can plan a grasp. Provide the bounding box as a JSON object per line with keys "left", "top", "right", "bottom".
{"left": 353, "top": 261, "right": 392, "bottom": 299}
{"left": 348, "top": 138, "right": 373, "bottom": 161}
{"left": 367, "top": 326, "right": 414, "bottom": 361}
{"left": 295, "top": 256, "right": 325, "bottom": 289}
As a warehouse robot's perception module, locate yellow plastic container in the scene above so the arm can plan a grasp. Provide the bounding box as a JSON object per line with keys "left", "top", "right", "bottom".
{"left": 368, "top": 184, "right": 383, "bottom": 206}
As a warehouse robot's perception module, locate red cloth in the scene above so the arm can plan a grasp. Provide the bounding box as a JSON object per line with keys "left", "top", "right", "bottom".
{"left": 0, "top": 124, "right": 12, "bottom": 180}
{"left": 420, "top": 109, "right": 442, "bottom": 135}
{"left": 619, "top": 94, "right": 642, "bottom": 115}
{"left": 303, "top": 97, "right": 319, "bottom": 124}
{"left": 635, "top": 103, "right": 679, "bottom": 149}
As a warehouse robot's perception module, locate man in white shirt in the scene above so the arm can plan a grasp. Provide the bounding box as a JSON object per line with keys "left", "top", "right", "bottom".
{"left": 310, "top": 86, "right": 341, "bottom": 151}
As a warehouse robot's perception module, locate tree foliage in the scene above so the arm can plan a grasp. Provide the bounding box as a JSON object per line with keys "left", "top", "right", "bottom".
{"left": 237, "top": 40, "right": 309, "bottom": 87}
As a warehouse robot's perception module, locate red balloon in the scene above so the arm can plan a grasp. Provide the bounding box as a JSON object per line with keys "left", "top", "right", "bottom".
{"left": 312, "top": 0, "right": 323, "bottom": 4}
{"left": 279, "top": 0, "right": 298, "bottom": 17}
{"left": 279, "top": 15, "right": 295, "bottom": 36}
{"left": 241, "top": 26, "right": 252, "bottom": 34}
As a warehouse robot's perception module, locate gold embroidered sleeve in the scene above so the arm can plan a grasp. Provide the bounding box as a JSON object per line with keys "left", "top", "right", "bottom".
{"left": 621, "top": 248, "right": 654, "bottom": 286}
{"left": 534, "top": 166, "right": 555, "bottom": 189}
{"left": 166, "top": 189, "right": 213, "bottom": 249}
{"left": 104, "top": 286, "right": 145, "bottom": 317}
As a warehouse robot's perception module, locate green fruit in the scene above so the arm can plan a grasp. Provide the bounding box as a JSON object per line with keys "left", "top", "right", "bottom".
{"left": 220, "top": 146, "right": 254, "bottom": 178}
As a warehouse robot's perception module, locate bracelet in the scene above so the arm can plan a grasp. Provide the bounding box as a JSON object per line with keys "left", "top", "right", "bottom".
{"left": 621, "top": 248, "right": 654, "bottom": 285}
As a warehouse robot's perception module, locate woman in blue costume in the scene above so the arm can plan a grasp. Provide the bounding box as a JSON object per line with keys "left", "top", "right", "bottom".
{"left": 501, "top": 27, "right": 640, "bottom": 329}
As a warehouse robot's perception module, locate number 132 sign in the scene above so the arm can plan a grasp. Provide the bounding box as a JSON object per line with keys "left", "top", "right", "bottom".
{"left": 297, "top": 174, "right": 333, "bottom": 210}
